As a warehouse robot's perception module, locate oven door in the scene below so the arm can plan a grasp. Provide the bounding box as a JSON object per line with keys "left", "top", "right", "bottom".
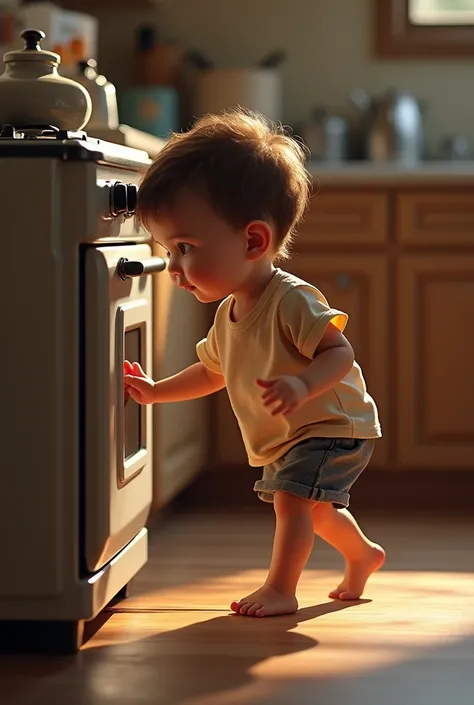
{"left": 83, "top": 243, "right": 164, "bottom": 573}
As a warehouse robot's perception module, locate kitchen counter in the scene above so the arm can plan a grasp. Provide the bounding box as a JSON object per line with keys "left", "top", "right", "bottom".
{"left": 309, "top": 160, "right": 474, "bottom": 185}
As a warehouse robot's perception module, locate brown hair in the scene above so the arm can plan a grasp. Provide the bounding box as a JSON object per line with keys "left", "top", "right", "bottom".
{"left": 136, "top": 109, "right": 312, "bottom": 261}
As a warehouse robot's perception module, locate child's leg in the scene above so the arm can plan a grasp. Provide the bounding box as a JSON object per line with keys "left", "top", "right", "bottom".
{"left": 231, "top": 490, "right": 315, "bottom": 617}
{"left": 312, "top": 502, "right": 385, "bottom": 600}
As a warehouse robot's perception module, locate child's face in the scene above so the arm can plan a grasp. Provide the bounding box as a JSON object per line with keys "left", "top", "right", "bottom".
{"left": 150, "top": 189, "right": 263, "bottom": 303}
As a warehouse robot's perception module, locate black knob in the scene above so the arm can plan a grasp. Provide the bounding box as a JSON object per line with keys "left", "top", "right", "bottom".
{"left": 118, "top": 259, "right": 144, "bottom": 278}
{"left": 1, "top": 125, "right": 15, "bottom": 138}
{"left": 117, "top": 256, "right": 167, "bottom": 280}
{"left": 126, "top": 184, "right": 138, "bottom": 215}
{"left": 111, "top": 182, "right": 127, "bottom": 216}
{"left": 21, "top": 29, "right": 46, "bottom": 51}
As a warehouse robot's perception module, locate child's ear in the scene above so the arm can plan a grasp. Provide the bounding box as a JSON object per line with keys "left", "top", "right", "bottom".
{"left": 245, "top": 220, "right": 272, "bottom": 260}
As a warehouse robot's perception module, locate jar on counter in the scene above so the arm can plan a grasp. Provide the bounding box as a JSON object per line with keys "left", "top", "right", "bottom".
{"left": 301, "top": 107, "right": 348, "bottom": 163}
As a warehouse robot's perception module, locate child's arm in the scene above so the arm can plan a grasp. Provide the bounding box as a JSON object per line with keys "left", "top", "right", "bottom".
{"left": 124, "top": 361, "right": 225, "bottom": 405}
{"left": 257, "top": 323, "right": 354, "bottom": 416}
{"left": 299, "top": 322, "right": 354, "bottom": 398}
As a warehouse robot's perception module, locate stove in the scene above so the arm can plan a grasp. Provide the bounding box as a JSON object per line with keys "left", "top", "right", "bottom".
{"left": 0, "top": 124, "right": 167, "bottom": 653}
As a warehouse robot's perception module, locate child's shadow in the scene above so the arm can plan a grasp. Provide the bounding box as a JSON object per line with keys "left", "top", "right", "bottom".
{"left": 96, "top": 599, "right": 370, "bottom": 705}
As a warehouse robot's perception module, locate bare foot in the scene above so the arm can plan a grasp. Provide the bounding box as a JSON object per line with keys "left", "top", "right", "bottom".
{"left": 231, "top": 584, "right": 298, "bottom": 618}
{"left": 329, "top": 543, "right": 386, "bottom": 600}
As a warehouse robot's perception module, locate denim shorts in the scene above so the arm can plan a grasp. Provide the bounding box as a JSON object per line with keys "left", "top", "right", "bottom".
{"left": 253, "top": 437, "right": 375, "bottom": 509}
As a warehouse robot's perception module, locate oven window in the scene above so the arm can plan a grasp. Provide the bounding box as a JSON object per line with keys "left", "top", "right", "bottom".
{"left": 124, "top": 328, "right": 142, "bottom": 459}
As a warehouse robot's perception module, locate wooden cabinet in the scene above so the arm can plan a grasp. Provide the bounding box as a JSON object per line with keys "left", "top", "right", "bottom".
{"left": 212, "top": 183, "right": 474, "bottom": 475}
{"left": 287, "top": 255, "right": 389, "bottom": 468}
{"left": 396, "top": 191, "right": 474, "bottom": 246}
{"left": 299, "top": 192, "right": 389, "bottom": 245}
{"left": 397, "top": 255, "right": 474, "bottom": 469}
{"left": 214, "top": 391, "right": 247, "bottom": 465}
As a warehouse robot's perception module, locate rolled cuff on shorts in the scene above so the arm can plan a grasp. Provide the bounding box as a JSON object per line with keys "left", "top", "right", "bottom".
{"left": 253, "top": 478, "right": 350, "bottom": 508}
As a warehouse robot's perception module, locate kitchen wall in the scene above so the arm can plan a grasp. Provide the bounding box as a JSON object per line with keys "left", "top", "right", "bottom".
{"left": 97, "top": 0, "right": 474, "bottom": 156}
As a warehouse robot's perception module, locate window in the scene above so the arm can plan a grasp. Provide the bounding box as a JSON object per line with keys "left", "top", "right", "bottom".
{"left": 411, "top": 0, "right": 474, "bottom": 24}
{"left": 374, "top": 0, "right": 474, "bottom": 57}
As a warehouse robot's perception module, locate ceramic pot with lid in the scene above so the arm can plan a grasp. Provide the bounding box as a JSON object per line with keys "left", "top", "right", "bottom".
{"left": 0, "top": 29, "right": 92, "bottom": 131}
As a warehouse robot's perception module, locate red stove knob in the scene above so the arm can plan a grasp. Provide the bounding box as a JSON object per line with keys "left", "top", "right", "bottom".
{"left": 110, "top": 181, "right": 127, "bottom": 217}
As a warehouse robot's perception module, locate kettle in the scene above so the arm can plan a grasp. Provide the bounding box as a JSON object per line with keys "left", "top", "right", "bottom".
{"left": 351, "top": 88, "right": 424, "bottom": 165}
{"left": 0, "top": 29, "right": 91, "bottom": 131}
{"left": 77, "top": 59, "right": 119, "bottom": 130}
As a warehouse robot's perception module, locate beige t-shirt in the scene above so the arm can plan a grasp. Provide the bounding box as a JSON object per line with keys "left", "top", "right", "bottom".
{"left": 196, "top": 269, "right": 381, "bottom": 467}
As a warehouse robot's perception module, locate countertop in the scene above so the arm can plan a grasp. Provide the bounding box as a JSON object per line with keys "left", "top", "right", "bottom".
{"left": 308, "top": 160, "right": 474, "bottom": 185}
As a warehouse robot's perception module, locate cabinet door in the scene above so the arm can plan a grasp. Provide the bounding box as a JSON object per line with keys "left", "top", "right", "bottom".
{"left": 215, "top": 389, "right": 248, "bottom": 465}
{"left": 397, "top": 256, "right": 474, "bottom": 468}
{"left": 288, "top": 255, "right": 389, "bottom": 469}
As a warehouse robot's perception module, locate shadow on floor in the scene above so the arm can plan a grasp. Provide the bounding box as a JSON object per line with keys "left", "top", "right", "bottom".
{"left": 1, "top": 600, "right": 366, "bottom": 705}
{"left": 2, "top": 598, "right": 473, "bottom": 705}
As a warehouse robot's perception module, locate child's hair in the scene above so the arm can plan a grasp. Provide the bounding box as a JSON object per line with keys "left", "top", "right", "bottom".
{"left": 136, "top": 109, "right": 312, "bottom": 261}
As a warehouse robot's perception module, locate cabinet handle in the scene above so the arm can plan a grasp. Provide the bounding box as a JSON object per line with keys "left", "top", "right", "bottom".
{"left": 336, "top": 273, "right": 351, "bottom": 290}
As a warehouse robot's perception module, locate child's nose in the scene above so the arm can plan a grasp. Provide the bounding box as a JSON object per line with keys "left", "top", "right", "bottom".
{"left": 167, "top": 255, "right": 182, "bottom": 276}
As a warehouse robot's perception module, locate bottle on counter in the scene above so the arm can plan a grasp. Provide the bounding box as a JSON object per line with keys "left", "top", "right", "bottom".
{"left": 117, "top": 25, "right": 182, "bottom": 138}
{"left": 52, "top": 37, "right": 85, "bottom": 77}
{"left": 134, "top": 24, "right": 183, "bottom": 88}
{"left": 300, "top": 107, "right": 348, "bottom": 163}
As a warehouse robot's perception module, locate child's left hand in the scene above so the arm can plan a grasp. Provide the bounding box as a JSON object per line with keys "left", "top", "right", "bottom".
{"left": 256, "top": 375, "right": 309, "bottom": 416}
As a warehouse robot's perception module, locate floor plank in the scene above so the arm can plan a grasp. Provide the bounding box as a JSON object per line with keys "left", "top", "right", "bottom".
{"left": 2, "top": 510, "right": 474, "bottom": 705}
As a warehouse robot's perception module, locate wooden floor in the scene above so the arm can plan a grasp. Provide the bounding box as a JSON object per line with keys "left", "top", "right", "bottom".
{"left": 2, "top": 507, "right": 474, "bottom": 705}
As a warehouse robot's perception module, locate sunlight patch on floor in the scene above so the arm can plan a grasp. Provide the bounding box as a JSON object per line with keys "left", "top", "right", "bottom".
{"left": 110, "top": 567, "right": 474, "bottom": 613}
{"left": 84, "top": 568, "right": 474, "bottom": 667}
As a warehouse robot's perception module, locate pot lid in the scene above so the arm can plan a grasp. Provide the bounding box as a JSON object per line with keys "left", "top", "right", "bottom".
{"left": 4, "top": 29, "right": 60, "bottom": 66}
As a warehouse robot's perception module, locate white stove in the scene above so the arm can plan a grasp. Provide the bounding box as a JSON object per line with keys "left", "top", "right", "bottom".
{"left": 0, "top": 123, "right": 167, "bottom": 653}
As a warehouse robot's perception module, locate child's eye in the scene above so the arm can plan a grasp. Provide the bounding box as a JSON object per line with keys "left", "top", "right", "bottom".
{"left": 177, "top": 243, "right": 193, "bottom": 255}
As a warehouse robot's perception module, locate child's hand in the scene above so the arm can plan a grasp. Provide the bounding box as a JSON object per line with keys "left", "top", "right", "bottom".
{"left": 256, "top": 375, "right": 309, "bottom": 416}
{"left": 124, "top": 360, "right": 133, "bottom": 404}
{"left": 124, "top": 360, "right": 157, "bottom": 405}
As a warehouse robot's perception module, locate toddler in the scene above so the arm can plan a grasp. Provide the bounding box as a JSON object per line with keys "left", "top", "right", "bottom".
{"left": 124, "top": 109, "right": 385, "bottom": 618}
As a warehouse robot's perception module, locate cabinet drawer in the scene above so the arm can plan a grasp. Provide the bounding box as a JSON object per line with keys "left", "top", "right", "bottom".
{"left": 299, "top": 192, "right": 388, "bottom": 245}
{"left": 396, "top": 192, "right": 474, "bottom": 246}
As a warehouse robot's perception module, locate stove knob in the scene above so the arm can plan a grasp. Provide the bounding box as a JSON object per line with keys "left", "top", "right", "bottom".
{"left": 111, "top": 182, "right": 127, "bottom": 216}
{"left": 1, "top": 124, "right": 15, "bottom": 138}
{"left": 126, "top": 184, "right": 138, "bottom": 216}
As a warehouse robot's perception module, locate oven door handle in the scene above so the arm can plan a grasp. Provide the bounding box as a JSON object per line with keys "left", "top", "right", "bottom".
{"left": 117, "top": 256, "right": 167, "bottom": 280}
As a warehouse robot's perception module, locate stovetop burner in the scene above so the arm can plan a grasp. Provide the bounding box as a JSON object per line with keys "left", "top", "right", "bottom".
{"left": 0, "top": 122, "right": 150, "bottom": 169}
{"left": 0, "top": 124, "right": 91, "bottom": 141}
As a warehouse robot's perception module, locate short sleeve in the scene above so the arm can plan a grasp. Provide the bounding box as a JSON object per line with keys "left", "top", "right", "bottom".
{"left": 196, "top": 323, "right": 222, "bottom": 374}
{"left": 278, "top": 285, "right": 348, "bottom": 359}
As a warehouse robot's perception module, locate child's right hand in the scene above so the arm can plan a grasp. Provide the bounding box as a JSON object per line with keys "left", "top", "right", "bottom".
{"left": 124, "top": 360, "right": 157, "bottom": 405}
